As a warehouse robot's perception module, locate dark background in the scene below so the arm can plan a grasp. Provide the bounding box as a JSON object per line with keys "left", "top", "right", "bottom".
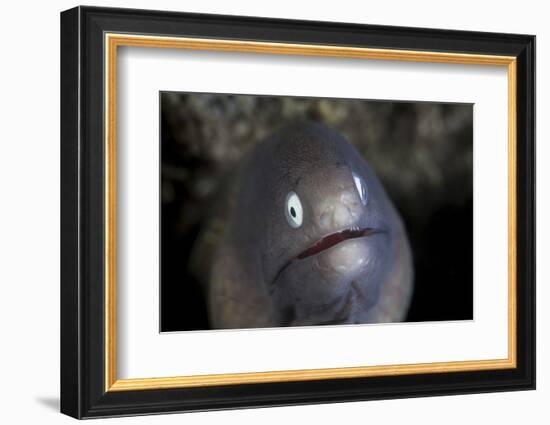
{"left": 160, "top": 92, "right": 473, "bottom": 332}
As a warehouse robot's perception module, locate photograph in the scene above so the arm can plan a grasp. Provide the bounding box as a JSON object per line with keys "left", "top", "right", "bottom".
{"left": 160, "top": 93, "right": 474, "bottom": 331}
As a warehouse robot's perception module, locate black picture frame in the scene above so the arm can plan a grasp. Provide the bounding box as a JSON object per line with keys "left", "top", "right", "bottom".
{"left": 60, "top": 5, "right": 535, "bottom": 419}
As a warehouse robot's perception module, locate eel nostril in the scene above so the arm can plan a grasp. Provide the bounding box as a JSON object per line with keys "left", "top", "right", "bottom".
{"left": 332, "top": 203, "right": 353, "bottom": 228}
{"left": 319, "top": 190, "right": 362, "bottom": 231}
{"left": 340, "top": 190, "right": 357, "bottom": 207}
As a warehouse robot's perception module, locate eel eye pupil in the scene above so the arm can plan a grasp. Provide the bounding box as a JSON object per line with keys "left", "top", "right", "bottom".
{"left": 290, "top": 207, "right": 296, "bottom": 218}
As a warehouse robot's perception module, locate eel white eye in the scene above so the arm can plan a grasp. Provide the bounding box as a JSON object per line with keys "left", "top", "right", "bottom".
{"left": 353, "top": 172, "right": 368, "bottom": 205}
{"left": 285, "top": 191, "right": 303, "bottom": 228}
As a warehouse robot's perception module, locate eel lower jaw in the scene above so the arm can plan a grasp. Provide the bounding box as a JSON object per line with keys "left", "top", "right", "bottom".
{"left": 296, "top": 226, "right": 382, "bottom": 260}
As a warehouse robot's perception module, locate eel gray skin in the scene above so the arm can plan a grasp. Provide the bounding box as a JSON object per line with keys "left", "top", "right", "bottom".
{"left": 191, "top": 121, "right": 413, "bottom": 329}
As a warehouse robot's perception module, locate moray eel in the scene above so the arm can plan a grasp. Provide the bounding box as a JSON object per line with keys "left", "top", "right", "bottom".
{"left": 192, "top": 121, "right": 413, "bottom": 329}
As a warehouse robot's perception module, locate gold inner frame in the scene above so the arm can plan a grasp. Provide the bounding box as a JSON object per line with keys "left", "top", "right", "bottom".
{"left": 104, "top": 33, "right": 517, "bottom": 392}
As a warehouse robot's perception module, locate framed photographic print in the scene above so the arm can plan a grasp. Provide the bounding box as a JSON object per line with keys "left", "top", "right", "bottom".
{"left": 60, "top": 6, "right": 535, "bottom": 419}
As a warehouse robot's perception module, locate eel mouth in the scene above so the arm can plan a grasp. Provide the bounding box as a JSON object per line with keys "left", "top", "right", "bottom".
{"left": 297, "top": 226, "right": 381, "bottom": 260}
